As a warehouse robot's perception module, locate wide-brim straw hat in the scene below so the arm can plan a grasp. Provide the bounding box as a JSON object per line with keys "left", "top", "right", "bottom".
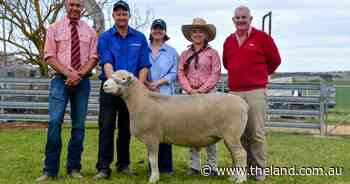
{"left": 182, "top": 18, "right": 216, "bottom": 42}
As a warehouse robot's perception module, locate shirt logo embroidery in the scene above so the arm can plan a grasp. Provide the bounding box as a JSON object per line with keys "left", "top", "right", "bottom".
{"left": 130, "top": 43, "right": 141, "bottom": 47}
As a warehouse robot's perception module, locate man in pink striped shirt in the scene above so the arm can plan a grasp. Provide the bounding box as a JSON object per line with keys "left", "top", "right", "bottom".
{"left": 36, "top": 0, "right": 98, "bottom": 182}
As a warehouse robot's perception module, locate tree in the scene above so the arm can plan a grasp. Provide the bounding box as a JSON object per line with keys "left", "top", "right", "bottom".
{"left": 0, "top": 0, "right": 64, "bottom": 77}
{"left": 84, "top": 0, "right": 105, "bottom": 33}
{"left": 0, "top": 0, "right": 153, "bottom": 77}
{"left": 128, "top": 4, "right": 154, "bottom": 32}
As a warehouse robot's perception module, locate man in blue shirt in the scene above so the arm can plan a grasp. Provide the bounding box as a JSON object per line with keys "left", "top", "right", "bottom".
{"left": 94, "top": 0, "right": 151, "bottom": 180}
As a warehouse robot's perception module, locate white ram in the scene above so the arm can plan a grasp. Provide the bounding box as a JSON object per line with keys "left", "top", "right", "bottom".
{"left": 103, "top": 70, "right": 248, "bottom": 183}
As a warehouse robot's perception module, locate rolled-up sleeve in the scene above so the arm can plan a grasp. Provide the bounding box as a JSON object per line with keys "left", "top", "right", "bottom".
{"left": 43, "top": 25, "right": 57, "bottom": 61}
{"left": 138, "top": 35, "right": 152, "bottom": 70}
{"left": 98, "top": 33, "right": 113, "bottom": 66}
{"left": 89, "top": 31, "right": 99, "bottom": 60}
{"left": 198, "top": 50, "right": 221, "bottom": 93}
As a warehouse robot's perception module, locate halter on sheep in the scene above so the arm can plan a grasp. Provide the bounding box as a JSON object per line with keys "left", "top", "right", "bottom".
{"left": 103, "top": 70, "right": 249, "bottom": 183}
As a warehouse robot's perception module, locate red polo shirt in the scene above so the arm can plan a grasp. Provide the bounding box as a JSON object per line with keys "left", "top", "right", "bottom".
{"left": 223, "top": 27, "right": 281, "bottom": 91}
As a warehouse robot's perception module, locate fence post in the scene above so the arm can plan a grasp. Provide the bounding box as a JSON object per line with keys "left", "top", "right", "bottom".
{"left": 0, "top": 82, "right": 3, "bottom": 115}
{"left": 319, "top": 82, "right": 326, "bottom": 136}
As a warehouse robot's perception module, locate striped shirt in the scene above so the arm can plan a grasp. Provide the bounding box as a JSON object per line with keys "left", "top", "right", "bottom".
{"left": 44, "top": 17, "right": 98, "bottom": 71}
{"left": 178, "top": 45, "right": 221, "bottom": 93}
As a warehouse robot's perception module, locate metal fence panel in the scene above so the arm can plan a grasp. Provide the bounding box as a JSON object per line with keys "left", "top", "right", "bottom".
{"left": 0, "top": 78, "right": 329, "bottom": 135}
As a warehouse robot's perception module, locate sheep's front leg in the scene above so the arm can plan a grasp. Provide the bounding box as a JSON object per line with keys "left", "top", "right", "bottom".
{"left": 147, "top": 143, "right": 160, "bottom": 183}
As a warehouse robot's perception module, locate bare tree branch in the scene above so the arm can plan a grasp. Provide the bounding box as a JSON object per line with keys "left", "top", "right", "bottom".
{"left": 0, "top": 37, "right": 33, "bottom": 58}
{"left": 85, "top": 0, "right": 105, "bottom": 33}
{"left": 47, "top": 1, "right": 64, "bottom": 24}
{"left": 130, "top": 5, "right": 155, "bottom": 32}
{"left": 0, "top": 0, "right": 32, "bottom": 38}
{"left": 0, "top": 0, "right": 152, "bottom": 76}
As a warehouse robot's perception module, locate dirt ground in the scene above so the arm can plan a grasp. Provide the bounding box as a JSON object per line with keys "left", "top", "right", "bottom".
{"left": 0, "top": 122, "right": 349, "bottom": 136}
{"left": 0, "top": 122, "right": 47, "bottom": 130}
{"left": 267, "top": 124, "right": 350, "bottom": 136}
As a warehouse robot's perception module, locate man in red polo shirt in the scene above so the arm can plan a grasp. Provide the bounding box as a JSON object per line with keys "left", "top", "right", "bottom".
{"left": 223, "top": 5, "right": 281, "bottom": 181}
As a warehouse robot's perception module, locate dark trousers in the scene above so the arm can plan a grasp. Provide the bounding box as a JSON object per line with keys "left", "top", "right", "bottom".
{"left": 158, "top": 143, "right": 173, "bottom": 172}
{"left": 43, "top": 75, "right": 90, "bottom": 176}
{"left": 96, "top": 84, "right": 131, "bottom": 175}
{"left": 148, "top": 143, "right": 173, "bottom": 173}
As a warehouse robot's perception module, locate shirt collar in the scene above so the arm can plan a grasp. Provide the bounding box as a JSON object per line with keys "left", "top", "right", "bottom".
{"left": 149, "top": 42, "right": 168, "bottom": 52}
{"left": 112, "top": 26, "right": 136, "bottom": 37}
{"left": 187, "top": 44, "right": 211, "bottom": 51}
{"left": 159, "top": 43, "right": 169, "bottom": 52}
{"left": 65, "top": 16, "right": 82, "bottom": 27}
{"left": 235, "top": 26, "right": 252, "bottom": 39}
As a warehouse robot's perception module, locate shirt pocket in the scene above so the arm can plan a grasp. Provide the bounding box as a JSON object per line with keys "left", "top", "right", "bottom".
{"left": 55, "top": 34, "right": 70, "bottom": 62}
{"left": 79, "top": 33, "right": 92, "bottom": 62}
{"left": 111, "top": 43, "right": 121, "bottom": 52}
{"left": 198, "top": 52, "right": 213, "bottom": 69}
{"left": 55, "top": 33, "right": 70, "bottom": 42}
{"left": 159, "top": 57, "right": 175, "bottom": 77}
{"left": 79, "top": 33, "right": 91, "bottom": 46}
{"left": 110, "top": 44, "right": 121, "bottom": 68}
{"left": 128, "top": 44, "right": 141, "bottom": 65}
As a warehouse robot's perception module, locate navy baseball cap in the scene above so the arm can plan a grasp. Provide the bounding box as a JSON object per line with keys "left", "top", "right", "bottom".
{"left": 151, "top": 19, "right": 167, "bottom": 30}
{"left": 113, "top": 0, "right": 130, "bottom": 13}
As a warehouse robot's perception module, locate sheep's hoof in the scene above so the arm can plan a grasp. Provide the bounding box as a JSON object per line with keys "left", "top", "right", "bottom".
{"left": 228, "top": 175, "right": 247, "bottom": 183}
{"left": 148, "top": 175, "right": 159, "bottom": 183}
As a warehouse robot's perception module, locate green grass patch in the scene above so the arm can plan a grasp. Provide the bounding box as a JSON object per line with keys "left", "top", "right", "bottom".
{"left": 335, "top": 87, "right": 350, "bottom": 110}
{"left": 0, "top": 129, "right": 349, "bottom": 184}
{"left": 324, "top": 86, "right": 350, "bottom": 125}
{"left": 326, "top": 114, "right": 350, "bottom": 125}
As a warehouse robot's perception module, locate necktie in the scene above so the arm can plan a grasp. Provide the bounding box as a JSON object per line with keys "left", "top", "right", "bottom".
{"left": 70, "top": 22, "right": 81, "bottom": 70}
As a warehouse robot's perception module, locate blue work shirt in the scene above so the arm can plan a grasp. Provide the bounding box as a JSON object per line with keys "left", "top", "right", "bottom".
{"left": 98, "top": 26, "right": 151, "bottom": 80}
{"left": 149, "top": 43, "right": 178, "bottom": 95}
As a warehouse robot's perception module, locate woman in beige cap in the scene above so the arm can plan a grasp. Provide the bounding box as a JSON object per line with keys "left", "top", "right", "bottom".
{"left": 178, "top": 18, "right": 221, "bottom": 175}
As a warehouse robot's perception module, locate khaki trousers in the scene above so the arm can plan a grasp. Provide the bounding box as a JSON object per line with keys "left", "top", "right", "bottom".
{"left": 230, "top": 88, "right": 267, "bottom": 168}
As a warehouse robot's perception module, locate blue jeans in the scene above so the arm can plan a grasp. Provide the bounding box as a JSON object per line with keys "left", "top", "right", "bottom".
{"left": 43, "top": 75, "right": 90, "bottom": 176}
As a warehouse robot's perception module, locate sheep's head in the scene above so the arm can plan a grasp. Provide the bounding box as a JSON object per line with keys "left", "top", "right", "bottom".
{"left": 103, "top": 70, "right": 135, "bottom": 96}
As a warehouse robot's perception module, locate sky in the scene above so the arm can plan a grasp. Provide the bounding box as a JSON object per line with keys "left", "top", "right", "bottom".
{"left": 3, "top": 0, "right": 347, "bottom": 73}
{"left": 104, "top": 0, "right": 350, "bottom": 73}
